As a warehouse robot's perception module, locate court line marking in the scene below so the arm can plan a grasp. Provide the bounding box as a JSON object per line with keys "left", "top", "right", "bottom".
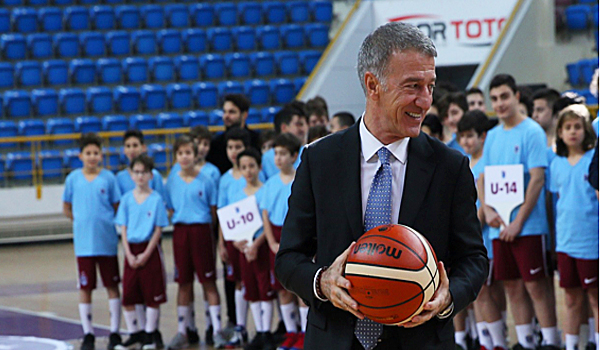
{"left": 0, "top": 304, "right": 113, "bottom": 332}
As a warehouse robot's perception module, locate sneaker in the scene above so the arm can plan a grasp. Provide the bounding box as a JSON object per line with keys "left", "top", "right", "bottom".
{"left": 537, "top": 346, "right": 560, "bottom": 350}
{"left": 586, "top": 343, "right": 597, "bottom": 350}
{"left": 187, "top": 327, "right": 200, "bottom": 345}
{"left": 213, "top": 330, "right": 231, "bottom": 349}
{"left": 510, "top": 345, "right": 534, "bottom": 350}
{"left": 244, "top": 333, "right": 266, "bottom": 350}
{"left": 153, "top": 330, "right": 164, "bottom": 349}
{"left": 204, "top": 325, "right": 214, "bottom": 346}
{"left": 290, "top": 333, "right": 304, "bottom": 350}
{"left": 277, "top": 333, "right": 298, "bottom": 350}
{"left": 273, "top": 321, "right": 287, "bottom": 343}
{"left": 166, "top": 333, "right": 188, "bottom": 350}
{"left": 142, "top": 331, "right": 164, "bottom": 350}
{"left": 107, "top": 333, "right": 122, "bottom": 350}
{"left": 117, "top": 331, "right": 144, "bottom": 349}
{"left": 492, "top": 347, "right": 507, "bottom": 350}
{"left": 142, "top": 331, "right": 155, "bottom": 350}
{"left": 81, "top": 334, "right": 95, "bottom": 350}
{"left": 226, "top": 326, "right": 248, "bottom": 348}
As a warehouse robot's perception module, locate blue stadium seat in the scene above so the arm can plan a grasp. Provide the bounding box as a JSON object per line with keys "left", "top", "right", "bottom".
{"left": 123, "top": 57, "right": 148, "bottom": 83}
{"left": 261, "top": 106, "right": 280, "bottom": 123}
{"left": 116, "top": 6, "right": 140, "bottom": 30}
{"left": 209, "top": 109, "right": 224, "bottom": 126}
{"left": 182, "top": 28, "right": 206, "bottom": 53}
{"left": 54, "top": 0, "right": 75, "bottom": 5}
{"left": 281, "top": 24, "right": 305, "bottom": 48}
{"left": 63, "top": 148, "right": 82, "bottom": 169}
{"left": 593, "top": 5, "right": 599, "bottom": 28}
{"left": 97, "top": 58, "right": 122, "bottom": 84}
{"left": 275, "top": 51, "right": 300, "bottom": 75}
{"left": 12, "top": 8, "right": 38, "bottom": 33}
{"left": 257, "top": 25, "right": 280, "bottom": 50}
{"left": 27, "top": 33, "right": 52, "bottom": 59}
{"left": 16, "top": 61, "right": 42, "bottom": 87}
{"left": 38, "top": 150, "right": 62, "bottom": 179}
{"left": 192, "top": 82, "right": 218, "bottom": 109}
{"left": 104, "top": 0, "right": 124, "bottom": 4}
{"left": 0, "top": 9, "right": 10, "bottom": 33}
{"left": 2, "top": 0, "right": 24, "bottom": 5}
{"left": 566, "top": 62, "right": 582, "bottom": 86}
{"left": 129, "top": 114, "right": 157, "bottom": 131}
{"left": 305, "top": 23, "right": 329, "bottom": 47}
{"left": 158, "top": 29, "right": 182, "bottom": 54}
{"left": 29, "top": 0, "right": 50, "bottom": 5}
{"left": 0, "top": 121, "right": 17, "bottom": 148}
{"left": 4, "top": 90, "right": 31, "bottom": 118}
{"left": 103, "top": 146, "right": 121, "bottom": 171}
{"left": 287, "top": 1, "right": 309, "bottom": 23}
{"left": 247, "top": 108, "right": 261, "bottom": 125}
{"left": 565, "top": 5, "right": 591, "bottom": 30}
{"left": 250, "top": 51, "right": 275, "bottom": 76}
{"left": 47, "top": 117, "right": 75, "bottom": 146}
{"left": 294, "top": 76, "right": 306, "bottom": 93}
{"left": 106, "top": 31, "right": 131, "bottom": 56}
{"left": 175, "top": 55, "right": 199, "bottom": 81}
{"left": 225, "top": 52, "right": 251, "bottom": 78}
{"left": 43, "top": 60, "right": 68, "bottom": 86}
{"left": 54, "top": 33, "right": 79, "bottom": 58}
{"left": 80, "top": 32, "right": 106, "bottom": 57}
{"left": 91, "top": 6, "right": 115, "bottom": 30}
{"left": 18, "top": 119, "right": 45, "bottom": 148}
{"left": 218, "top": 80, "right": 243, "bottom": 97}
{"left": 141, "top": 5, "right": 165, "bottom": 29}
{"left": 581, "top": 58, "right": 599, "bottom": 85}
{"left": 69, "top": 59, "right": 96, "bottom": 85}
{"left": 214, "top": 2, "right": 237, "bottom": 26}
{"left": 32, "top": 89, "right": 58, "bottom": 116}
{"left": 59, "top": 88, "right": 85, "bottom": 115}
{"left": 39, "top": 7, "right": 62, "bottom": 32}
{"left": 311, "top": 1, "right": 333, "bottom": 22}
{"left": 65, "top": 7, "right": 90, "bottom": 31}
{"left": 190, "top": 4, "right": 214, "bottom": 27}
{"left": 114, "top": 86, "right": 140, "bottom": 113}
{"left": 0, "top": 62, "right": 14, "bottom": 88}
{"left": 239, "top": 2, "right": 262, "bottom": 25}
{"left": 183, "top": 110, "right": 208, "bottom": 127}
{"left": 167, "top": 83, "right": 192, "bottom": 109}
{"left": 147, "top": 143, "right": 169, "bottom": 171}
{"left": 263, "top": 2, "right": 286, "bottom": 24}
{"left": 165, "top": 4, "right": 189, "bottom": 28}
{"left": 299, "top": 50, "right": 321, "bottom": 74}
{"left": 75, "top": 116, "right": 101, "bottom": 134}
{"left": 0, "top": 156, "right": 4, "bottom": 181}
{"left": 132, "top": 30, "right": 157, "bottom": 55}
{"left": 157, "top": 112, "right": 184, "bottom": 129}
{"left": 102, "top": 114, "right": 128, "bottom": 137}
{"left": 207, "top": 27, "right": 232, "bottom": 52}
{"left": 1, "top": 34, "right": 26, "bottom": 60}
{"left": 270, "top": 78, "right": 295, "bottom": 104}
{"left": 6, "top": 151, "right": 33, "bottom": 181}
{"left": 232, "top": 26, "right": 257, "bottom": 51}
{"left": 141, "top": 84, "right": 166, "bottom": 111}
{"left": 149, "top": 56, "right": 174, "bottom": 82}
{"left": 244, "top": 79, "right": 270, "bottom": 106}
{"left": 87, "top": 86, "right": 112, "bottom": 114}
{"left": 200, "top": 53, "right": 225, "bottom": 79}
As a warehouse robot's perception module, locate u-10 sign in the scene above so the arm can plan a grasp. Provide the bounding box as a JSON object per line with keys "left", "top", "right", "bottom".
{"left": 217, "top": 195, "right": 263, "bottom": 243}
{"left": 484, "top": 164, "right": 524, "bottom": 227}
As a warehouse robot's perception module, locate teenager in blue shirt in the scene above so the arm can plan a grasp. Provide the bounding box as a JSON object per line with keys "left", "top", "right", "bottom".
{"left": 439, "top": 92, "right": 467, "bottom": 155}
{"left": 63, "top": 133, "right": 122, "bottom": 350}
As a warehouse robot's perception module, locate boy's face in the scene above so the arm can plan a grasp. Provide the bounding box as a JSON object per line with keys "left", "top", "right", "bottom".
{"left": 124, "top": 137, "right": 146, "bottom": 162}
{"left": 309, "top": 114, "right": 324, "bottom": 127}
{"left": 226, "top": 139, "right": 246, "bottom": 164}
{"left": 490, "top": 85, "right": 520, "bottom": 121}
{"left": 330, "top": 116, "right": 343, "bottom": 133}
{"left": 239, "top": 156, "right": 260, "bottom": 183}
{"left": 222, "top": 101, "right": 245, "bottom": 128}
{"left": 274, "top": 146, "right": 297, "bottom": 170}
{"left": 176, "top": 143, "right": 196, "bottom": 170}
{"left": 458, "top": 129, "right": 485, "bottom": 156}
{"left": 467, "top": 93, "right": 486, "bottom": 112}
{"left": 532, "top": 99, "right": 553, "bottom": 131}
{"left": 281, "top": 115, "right": 308, "bottom": 144}
{"left": 131, "top": 162, "right": 153, "bottom": 187}
{"left": 79, "top": 144, "right": 102, "bottom": 170}
{"left": 261, "top": 140, "right": 274, "bottom": 154}
{"left": 442, "top": 103, "right": 464, "bottom": 134}
{"left": 196, "top": 138, "right": 210, "bottom": 161}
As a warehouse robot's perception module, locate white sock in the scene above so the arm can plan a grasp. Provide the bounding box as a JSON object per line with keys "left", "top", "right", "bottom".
{"left": 596, "top": 332, "right": 599, "bottom": 346}
{"left": 79, "top": 303, "right": 93, "bottom": 335}
{"left": 145, "top": 307, "right": 159, "bottom": 333}
{"left": 204, "top": 301, "right": 211, "bottom": 329}
{"left": 209, "top": 305, "right": 222, "bottom": 333}
{"left": 501, "top": 311, "right": 507, "bottom": 324}
{"left": 187, "top": 301, "right": 196, "bottom": 331}
{"left": 565, "top": 334, "right": 579, "bottom": 350}
{"left": 250, "top": 302, "right": 263, "bottom": 332}
{"left": 476, "top": 322, "right": 493, "bottom": 350}
{"left": 515, "top": 323, "right": 536, "bottom": 349}
{"left": 455, "top": 331, "right": 467, "bottom": 349}
{"left": 135, "top": 304, "right": 146, "bottom": 331}
{"left": 260, "top": 301, "right": 273, "bottom": 333}
{"left": 108, "top": 298, "right": 121, "bottom": 333}
{"left": 467, "top": 309, "right": 477, "bottom": 339}
{"left": 299, "top": 306, "right": 308, "bottom": 333}
{"left": 235, "top": 289, "right": 248, "bottom": 328}
{"left": 280, "top": 303, "right": 297, "bottom": 333}
{"left": 589, "top": 317, "right": 595, "bottom": 343}
{"left": 177, "top": 306, "right": 190, "bottom": 335}
{"left": 487, "top": 319, "right": 507, "bottom": 348}
{"left": 123, "top": 310, "right": 139, "bottom": 334}
{"left": 541, "top": 326, "right": 559, "bottom": 346}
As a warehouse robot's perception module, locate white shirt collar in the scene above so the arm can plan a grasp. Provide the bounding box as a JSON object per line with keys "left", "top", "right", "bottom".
{"left": 359, "top": 116, "right": 409, "bottom": 164}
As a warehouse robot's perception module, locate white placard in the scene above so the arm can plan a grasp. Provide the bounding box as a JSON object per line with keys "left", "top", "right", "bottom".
{"left": 217, "top": 195, "right": 263, "bottom": 242}
{"left": 484, "top": 164, "right": 525, "bottom": 227}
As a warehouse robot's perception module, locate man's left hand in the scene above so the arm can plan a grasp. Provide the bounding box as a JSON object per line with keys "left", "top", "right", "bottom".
{"left": 401, "top": 261, "right": 451, "bottom": 328}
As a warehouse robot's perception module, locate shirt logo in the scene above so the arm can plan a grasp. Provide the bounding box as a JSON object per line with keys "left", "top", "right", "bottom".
{"left": 80, "top": 272, "right": 88, "bottom": 286}
{"left": 100, "top": 188, "right": 106, "bottom": 194}
{"left": 235, "top": 207, "right": 240, "bottom": 213}
{"left": 514, "top": 145, "right": 519, "bottom": 153}
{"left": 584, "top": 174, "right": 589, "bottom": 182}
{"left": 198, "top": 191, "right": 203, "bottom": 197}
{"left": 147, "top": 211, "right": 152, "bottom": 217}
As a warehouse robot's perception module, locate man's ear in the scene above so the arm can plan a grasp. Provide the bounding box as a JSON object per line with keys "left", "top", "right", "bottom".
{"left": 365, "top": 72, "right": 381, "bottom": 101}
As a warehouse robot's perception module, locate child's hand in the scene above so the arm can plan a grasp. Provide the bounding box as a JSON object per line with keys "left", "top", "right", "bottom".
{"left": 245, "top": 242, "right": 258, "bottom": 261}
{"left": 136, "top": 252, "right": 150, "bottom": 267}
{"left": 268, "top": 241, "right": 280, "bottom": 255}
{"left": 483, "top": 205, "right": 505, "bottom": 228}
{"left": 126, "top": 253, "right": 138, "bottom": 269}
{"left": 233, "top": 240, "right": 248, "bottom": 252}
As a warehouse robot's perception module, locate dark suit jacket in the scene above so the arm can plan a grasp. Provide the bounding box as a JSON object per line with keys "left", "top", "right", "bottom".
{"left": 206, "top": 125, "right": 261, "bottom": 174}
{"left": 275, "top": 121, "right": 488, "bottom": 350}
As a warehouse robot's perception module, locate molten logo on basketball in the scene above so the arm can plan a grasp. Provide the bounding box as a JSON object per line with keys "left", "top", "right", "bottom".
{"left": 353, "top": 242, "right": 402, "bottom": 260}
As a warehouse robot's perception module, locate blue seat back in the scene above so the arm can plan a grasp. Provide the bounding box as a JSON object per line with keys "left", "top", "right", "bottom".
{"left": 0, "top": 62, "right": 14, "bottom": 88}
{"left": 183, "top": 28, "right": 207, "bottom": 53}
{"left": 149, "top": 56, "right": 174, "bottom": 82}
{"left": 215, "top": 2, "right": 237, "bottom": 26}
{"left": 106, "top": 31, "right": 131, "bottom": 56}
{"left": 80, "top": 32, "right": 106, "bottom": 57}
{"left": 54, "top": 33, "right": 79, "bottom": 58}
{"left": 39, "top": 7, "right": 62, "bottom": 32}
{"left": 270, "top": 78, "right": 295, "bottom": 104}
{"left": 43, "top": 60, "right": 68, "bottom": 86}
{"left": 116, "top": 6, "right": 141, "bottom": 29}
{"left": 32, "top": 89, "right": 59, "bottom": 116}
{"left": 158, "top": 29, "right": 182, "bottom": 54}
{"left": 87, "top": 87, "right": 113, "bottom": 114}
{"left": 16, "top": 61, "right": 42, "bottom": 87}
{"left": 59, "top": 88, "right": 86, "bottom": 115}
{"left": 114, "top": 86, "right": 140, "bottom": 113}
{"left": 97, "top": 58, "right": 122, "bottom": 84}
{"left": 239, "top": 2, "right": 262, "bottom": 25}
{"left": 175, "top": 55, "right": 200, "bottom": 81}
{"left": 190, "top": 4, "right": 214, "bottom": 27}
{"left": 167, "top": 83, "right": 192, "bottom": 109}
{"left": 2, "top": 34, "right": 26, "bottom": 60}
{"left": 91, "top": 6, "right": 116, "bottom": 30}
{"left": 13, "top": 8, "right": 38, "bottom": 33}
{"left": 27, "top": 33, "right": 53, "bottom": 59}
{"left": 65, "top": 6, "right": 90, "bottom": 31}
{"left": 166, "top": 4, "right": 189, "bottom": 28}
{"left": 141, "top": 5, "right": 165, "bottom": 29}
{"left": 192, "top": 82, "right": 218, "bottom": 108}
{"left": 141, "top": 84, "right": 166, "bottom": 111}
{"left": 4, "top": 90, "right": 31, "bottom": 118}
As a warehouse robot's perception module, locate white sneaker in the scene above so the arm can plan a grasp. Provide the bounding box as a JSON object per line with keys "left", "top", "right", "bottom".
{"left": 166, "top": 332, "right": 188, "bottom": 350}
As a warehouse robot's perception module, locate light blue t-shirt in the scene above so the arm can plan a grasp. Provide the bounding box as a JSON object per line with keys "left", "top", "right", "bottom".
{"left": 218, "top": 169, "right": 245, "bottom": 208}
{"left": 115, "top": 190, "right": 169, "bottom": 243}
{"left": 261, "top": 146, "right": 304, "bottom": 179}
{"left": 260, "top": 173, "right": 293, "bottom": 227}
{"left": 165, "top": 171, "right": 217, "bottom": 224}
{"left": 171, "top": 161, "right": 221, "bottom": 185}
{"left": 593, "top": 117, "right": 599, "bottom": 136}
{"left": 447, "top": 134, "right": 466, "bottom": 155}
{"left": 228, "top": 186, "right": 265, "bottom": 240}
{"left": 63, "top": 169, "right": 121, "bottom": 256}
{"left": 116, "top": 168, "right": 165, "bottom": 200}
{"left": 470, "top": 159, "right": 492, "bottom": 259}
{"left": 480, "top": 118, "right": 549, "bottom": 240}
{"left": 549, "top": 150, "right": 599, "bottom": 259}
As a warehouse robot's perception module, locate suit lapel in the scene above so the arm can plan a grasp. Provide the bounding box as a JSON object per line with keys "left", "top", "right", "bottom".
{"left": 338, "top": 123, "right": 364, "bottom": 240}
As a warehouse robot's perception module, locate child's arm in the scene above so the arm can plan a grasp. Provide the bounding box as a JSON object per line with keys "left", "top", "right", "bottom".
{"left": 136, "top": 226, "right": 162, "bottom": 268}
{"left": 63, "top": 202, "right": 73, "bottom": 221}
{"left": 218, "top": 225, "right": 229, "bottom": 264}
{"left": 245, "top": 233, "right": 266, "bottom": 262}
{"left": 121, "top": 226, "right": 138, "bottom": 269}
{"left": 210, "top": 205, "right": 217, "bottom": 231}
{"left": 478, "top": 173, "right": 506, "bottom": 228}
{"left": 262, "top": 209, "right": 279, "bottom": 254}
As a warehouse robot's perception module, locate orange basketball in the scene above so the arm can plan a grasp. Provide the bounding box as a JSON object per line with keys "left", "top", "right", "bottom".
{"left": 345, "top": 224, "right": 439, "bottom": 325}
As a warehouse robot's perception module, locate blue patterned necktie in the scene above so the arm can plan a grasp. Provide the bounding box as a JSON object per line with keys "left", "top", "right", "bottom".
{"left": 355, "top": 147, "right": 392, "bottom": 350}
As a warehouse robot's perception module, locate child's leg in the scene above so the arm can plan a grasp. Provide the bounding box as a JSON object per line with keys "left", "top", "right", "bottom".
{"left": 135, "top": 304, "right": 146, "bottom": 331}
{"left": 145, "top": 305, "right": 160, "bottom": 334}
{"left": 176, "top": 282, "right": 193, "bottom": 335}
{"left": 453, "top": 309, "right": 468, "bottom": 349}
{"left": 79, "top": 289, "right": 94, "bottom": 335}
{"left": 122, "top": 305, "right": 139, "bottom": 334}
{"left": 474, "top": 285, "right": 498, "bottom": 350}
{"left": 587, "top": 287, "right": 599, "bottom": 342}
{"left": 564, "top": 287, "right": 585, "bottom": 350}
{"left": 201, "top": 280, "right": 222, "bottom": 333}
{"left": 235, "top": 281, "right": 248, "bottom": 328}
{"left": 298, "top": 298, "right": 308, "bottom": 333}
{"left": 278, "top": 290, "right": 297, "bottom": 333}
{"left": 106, "top": 286, "right": 121, "bottom": 334}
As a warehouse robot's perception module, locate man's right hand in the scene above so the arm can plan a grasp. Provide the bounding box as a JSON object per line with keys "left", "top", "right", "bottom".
{"left": 320, "top": 242, "right": 365, "bottom": 320}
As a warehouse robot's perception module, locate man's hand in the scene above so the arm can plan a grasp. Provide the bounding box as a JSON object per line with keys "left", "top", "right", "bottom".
{"left": 320, "top": 242, "right": 364, "bottom": 320}
{"left": 401, "top": 261, "right": 451, "bottom": 328}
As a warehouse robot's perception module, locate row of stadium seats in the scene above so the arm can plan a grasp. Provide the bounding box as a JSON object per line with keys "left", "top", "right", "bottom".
{"left": 1, "top": 0, "right": 285, "bottom": 5}
{"left": 563, "top": 4, "right": 599, "bottom": 30}
{"left": 0, "top": 2, "right": 332, "bottom": 33}
{"left": 566, "top": 57, "right": 599, "bottom": 86}
{"left": 0, "top": 78, "right": 303, "bottom": 118}
{"left": 0, "top": 23, "right": 330, "bottom": 60}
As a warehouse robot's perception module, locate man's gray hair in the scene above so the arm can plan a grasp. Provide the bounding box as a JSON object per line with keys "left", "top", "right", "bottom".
{"left": 357, "top": 22, "right": 437, "bottom": 94}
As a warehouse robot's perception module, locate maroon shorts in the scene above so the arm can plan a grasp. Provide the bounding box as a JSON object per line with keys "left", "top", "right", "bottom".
{"left": 557, "top": 253, "right": 599, "bottom": 289}
{"left": 173, "top": 223, "right": 216, "bottom": 284}
{"left": 77, "top": 256, "right": 120, "bottom": 290}
{"left": 122, "top": 242, "right": 167, "bottom": 307}
{"left": 493, "top": 235, "right": 549, "bottom": 282}
{"left": 240, "top": 241, "right": 275, "bottom": 302}
{"left": 268, "top": 224, "right": 283, "bottom": 291}
{"left": 225, "top": 240, "right": 242, "bottom": 283}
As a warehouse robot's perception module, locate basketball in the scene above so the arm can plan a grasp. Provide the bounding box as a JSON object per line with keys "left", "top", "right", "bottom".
{"left": 345, "top": 224, "right": 440, "bottom": 325}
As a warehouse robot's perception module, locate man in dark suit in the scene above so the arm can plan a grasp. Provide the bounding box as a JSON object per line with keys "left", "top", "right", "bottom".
{"left": 275, "top": 22, "right": 488, "bottom": 349}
